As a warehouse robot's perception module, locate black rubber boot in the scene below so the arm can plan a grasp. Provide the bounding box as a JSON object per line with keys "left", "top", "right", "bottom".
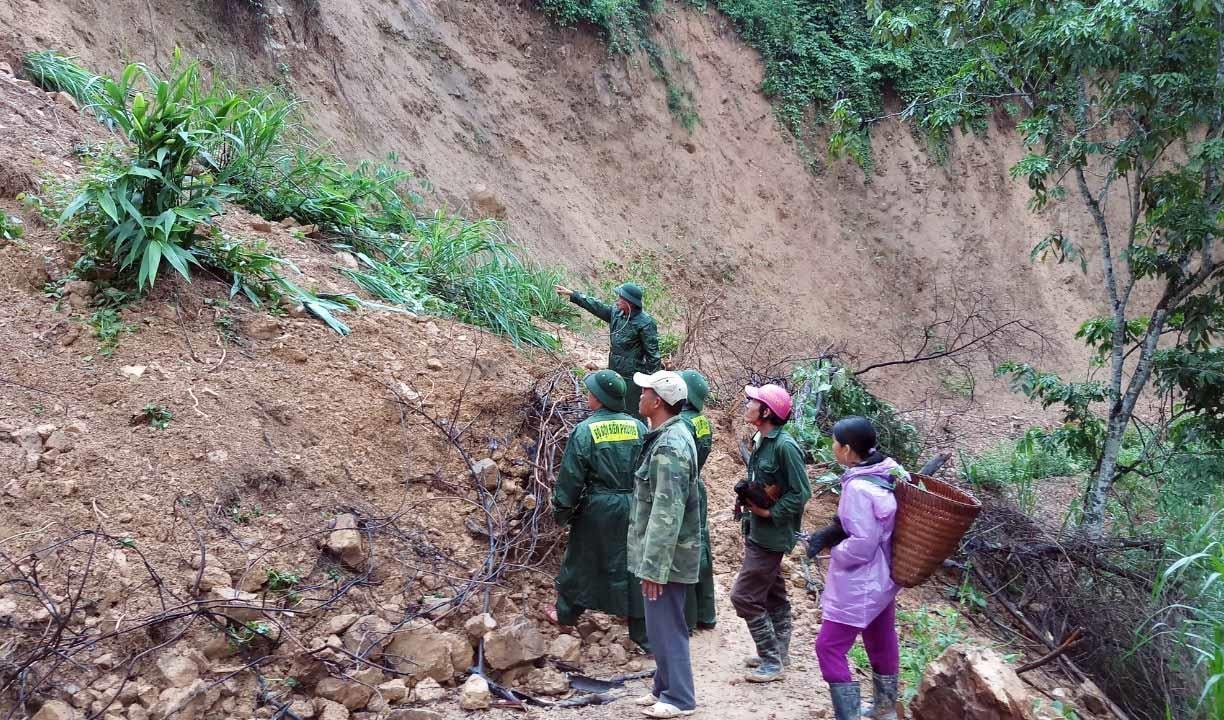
{"left": 768, "top": 604, "right": 793, "bottom": 666}
{"left": 863, "top": 673, "right": 899, "bottom": 719}
{"left": 829, "top": 682, "right": 861, "bottom": 720}
{"left": 743, "top": 614, "right": 784, "bottom": 682}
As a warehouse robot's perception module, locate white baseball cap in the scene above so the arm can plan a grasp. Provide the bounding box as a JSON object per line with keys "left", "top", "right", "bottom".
{"left": 633, "top": 371, "right": 689, "bottom": 405}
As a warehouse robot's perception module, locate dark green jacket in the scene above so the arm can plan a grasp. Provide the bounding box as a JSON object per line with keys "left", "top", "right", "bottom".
{"left": 552, "top": 409, "right": 648, "bottom": 617}
{"left": 680, "top": 409, "right": 714, "bottom": 578}
{"left": 570, "top": 292, "right": 662, "bottom": 378}
{"left": 743, "top": 427, "right": 812, "bottom": 553}
{"left": 680, "top": 409, "right": 713, "bottom": 471}
{"left": 628, "top": 415, "right": 701, "bottom": 585}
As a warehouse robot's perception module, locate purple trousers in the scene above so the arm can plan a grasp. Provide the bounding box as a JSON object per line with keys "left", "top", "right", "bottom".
{"left": 814, "top": 600, "right": 899, "bottom": 683}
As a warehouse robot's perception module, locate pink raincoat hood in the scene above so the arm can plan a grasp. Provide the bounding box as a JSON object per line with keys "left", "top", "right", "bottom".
{"left": 819, "top": 458, "right": 906, "bottom": 628}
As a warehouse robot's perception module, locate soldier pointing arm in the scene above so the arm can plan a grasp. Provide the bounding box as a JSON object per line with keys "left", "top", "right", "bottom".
{"left": 555, "top": 283, "right": 662, "bottom": 421}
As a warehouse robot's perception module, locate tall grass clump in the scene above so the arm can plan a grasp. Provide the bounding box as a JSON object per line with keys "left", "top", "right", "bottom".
{"left": 959, "top": 428, "right": 1090, "bottom": 514}
{"left": 24, "top": 50, "right": 573, "bottom": 346}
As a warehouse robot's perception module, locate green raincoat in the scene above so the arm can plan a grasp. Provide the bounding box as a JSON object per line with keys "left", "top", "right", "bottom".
{"left": 552, "top": 408, "right": 648, "bottom": 620}
{"left": 742, "top": 427, "right": 812, "bottom": 553}
{"left": 569, "top": 292, "right": 661, "bottom": 417}
{"left": 681, "top": 408, "right": 717, "bottom": 629}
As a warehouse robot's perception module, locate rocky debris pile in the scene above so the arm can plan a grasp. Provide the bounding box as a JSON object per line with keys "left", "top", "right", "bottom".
{"left": 911, "top": 645, "right": 1108, "bottom": 720}
{"left": 1, "top": 420, "right": 87, "bottom": 476}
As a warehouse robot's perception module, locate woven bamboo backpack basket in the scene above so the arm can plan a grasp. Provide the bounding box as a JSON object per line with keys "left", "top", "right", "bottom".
{"left": 890, "top": 473, "right": 982, "bottom": 588}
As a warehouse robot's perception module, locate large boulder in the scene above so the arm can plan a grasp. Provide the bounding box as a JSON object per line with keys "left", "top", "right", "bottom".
{"left": 483, "top": 618, "right": 546, "bottom": 670}
{"left": 911, "top": 645, "right": 1038, "bottom": 720}
{"left": 383, "top": 620, "right": 471, "bottom": 682}
{"left": 342, "top": 614, "right": 393, "bottom": 659}
{"left": 548, "top": 634, "right": 582, "bottom": 663}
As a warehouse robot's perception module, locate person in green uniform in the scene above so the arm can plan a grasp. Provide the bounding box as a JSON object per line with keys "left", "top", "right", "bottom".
{"left": 731, "top": 384, "right": 811, "bottom": 683}
{"left": 549, "top": 369, "right": 650, "bottom": 650}
{"left": 680, "top": 369, "right": 717, "bottom": 632}
{"left": 554, "top": 282, "right": 662, "bottom": 421}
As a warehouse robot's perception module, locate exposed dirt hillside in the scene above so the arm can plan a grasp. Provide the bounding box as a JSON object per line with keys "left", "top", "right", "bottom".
{"left": 0, "top": 0, "right": 1112, "bottom": 418}
{"left": 0, "top": 35, "right": 1112, "bottom": 720}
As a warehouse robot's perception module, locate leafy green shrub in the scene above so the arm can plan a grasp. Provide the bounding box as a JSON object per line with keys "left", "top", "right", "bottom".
{"left": 89, "top": 308, "right": 134, "bottom": 356}
{"left": 790, "top": 359, "right": 921, "bottom": 470}
{"left": 1, "top": 214, "right": 23, "bottom": 243}
{"left": 140, "top": 403, "right": 173, "bottom": 430}
{"left": 48, "top": 56, "right": 263, "bottom": 288}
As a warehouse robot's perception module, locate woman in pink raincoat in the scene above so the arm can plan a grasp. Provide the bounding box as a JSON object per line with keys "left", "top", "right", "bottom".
{"left": 814, "top": 417, "right": 908, "bottom": 720}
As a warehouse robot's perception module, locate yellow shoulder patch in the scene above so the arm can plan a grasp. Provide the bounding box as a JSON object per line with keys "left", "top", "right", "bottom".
{"left": 589, "top": 419, "right": 641, "bottom": 444}
{"left": 692, "top": 415, "right": 711, "bottom": 439}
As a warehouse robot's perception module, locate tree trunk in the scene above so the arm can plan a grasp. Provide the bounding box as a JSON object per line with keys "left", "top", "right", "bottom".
{"left": 1080, "top": 310, "right": 1168, "bottom": 539}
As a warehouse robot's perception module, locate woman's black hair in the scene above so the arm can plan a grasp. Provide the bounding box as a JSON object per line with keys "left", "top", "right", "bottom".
{"left": 832, "top": 416, "right": 885, "bottom": 464}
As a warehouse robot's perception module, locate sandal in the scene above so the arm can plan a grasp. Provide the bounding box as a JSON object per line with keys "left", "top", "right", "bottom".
{"left": 642, "top": 702, "right": 695, "bottom": 718}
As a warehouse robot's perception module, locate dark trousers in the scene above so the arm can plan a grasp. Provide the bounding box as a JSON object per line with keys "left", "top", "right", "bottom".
{"left": 644, "top": 582, "right": 696, "bottom": 710}
{"left": 684, "top": 550, "right": 717, "bottom": 630}
{"left": 730, "top": 540, "right": 788, "bottom": 618}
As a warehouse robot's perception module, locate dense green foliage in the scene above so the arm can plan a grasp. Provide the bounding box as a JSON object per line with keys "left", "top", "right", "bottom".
{"left": 908, "top": 1, "right": 1224, "bottom": 711}
{"left": 534, "top": 0, "right": 987, "bottom": 167}
{"left": 24, "top": 51, "right": 573, "bottom": 347}
{"left": 789, "top": 359, "right": 921, "bottom": 475}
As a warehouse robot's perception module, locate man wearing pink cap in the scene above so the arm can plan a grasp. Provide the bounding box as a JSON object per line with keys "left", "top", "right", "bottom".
{"left": 732, "top": 384, "right": 811, "bottom": 683}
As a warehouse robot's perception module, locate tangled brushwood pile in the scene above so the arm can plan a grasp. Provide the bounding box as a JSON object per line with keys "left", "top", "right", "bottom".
{"left": 956, "top": 498, "right": 1166, "bottom": 718}
{"left": 521, "top": 369, "right": 591, "bottom": 556}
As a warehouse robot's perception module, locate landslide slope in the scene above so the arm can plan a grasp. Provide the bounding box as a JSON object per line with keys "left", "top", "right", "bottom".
{"left": 1, "top": 0, "right": 1108, "bottom": 411}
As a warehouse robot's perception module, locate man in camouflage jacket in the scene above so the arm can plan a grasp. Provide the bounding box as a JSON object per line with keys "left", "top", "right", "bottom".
{"left": 555, "top": 282, "right": 661, "bottom": 421}
{"left": 627, "top": 371, "right": 700, "bottom": 718}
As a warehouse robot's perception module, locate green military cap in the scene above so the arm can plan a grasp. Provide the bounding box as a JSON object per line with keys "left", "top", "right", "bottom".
{"left": 615, "top": 283, "right": 645, "bottom": 308}
{"left": 680, "top": 369, "right": 710, "bottom": 412}
{"left": 584, "top": 369, "right": 627, "bottom": 410}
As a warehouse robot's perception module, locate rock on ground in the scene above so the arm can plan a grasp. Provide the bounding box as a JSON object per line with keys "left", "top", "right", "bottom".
{"left": 342, "top": 614, "right": 393, "bottom": 658}
{"left": 32, "top": 700, "right": 76, "bottom": 720}
{"left": 413, "top": 678, "right": 447, "bottom": 703}
{"left": 325, "top": 514, "right": 365, "bottom": 568}
{"left": 483, "top": 617, "right": 546, "bottom": 670}
{"left": 155, "top": 653, "right": 200, "bottom": 688}
{"left": 470, "top": 458, "right": 499, "bottom": 489}
{"left": 383, "top": 620, "right": 470, "bottom": 681}
{"left": 911, "top": 644, "right": 1039, "bottom": 720}
{"left": 314, "top": 698, "right": 349, "bottom": 720}
{"left": 315, "top": 675, "right": 374, "bottom": 711}
{"left": 525, "top": 667, "right": 569, "bottom": 697}
{"left": 464, "top": 612, "right": 497, "bottom": 640}
{"left": 459, "top": 674, "right": 492, "bottom": 710}
{"left": 549, "top": 634, "right": 582, "bottom": 662}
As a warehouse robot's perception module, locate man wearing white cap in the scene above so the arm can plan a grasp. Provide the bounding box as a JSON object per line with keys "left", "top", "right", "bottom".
{"left": 627, "top": 371, "right": 701, "bottom": 718}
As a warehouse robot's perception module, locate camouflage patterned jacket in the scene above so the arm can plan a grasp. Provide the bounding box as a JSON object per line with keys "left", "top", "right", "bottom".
{"left": 627, "top": 415, "right": 701, "bottom": 585}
